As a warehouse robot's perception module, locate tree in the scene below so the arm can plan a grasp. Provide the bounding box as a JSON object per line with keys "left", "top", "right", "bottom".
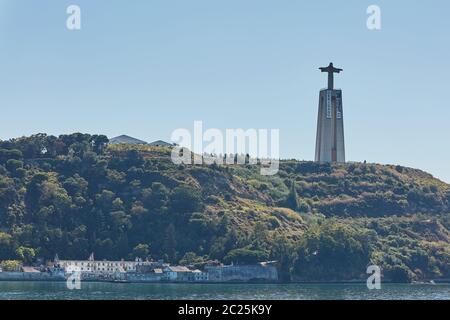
{"left": 285, "top": 181, "right": 299, "bottom": 211}
{"left": 298, "top": 201, "right": 311, "bottom": 213}
{"left": 110, "top": 211, "right": 132, "bottom": 233}
{"left": 252, "top": 222, "right": 269, "bottom": 249}
{"left": 96, "top": 190, "right": 116, "bottom": 210}
{"left": 15, "top": 246, "right": 36, "bottom": 265}
{"left": 224, "top": 248, "right": 269, "bottom": 265}
{"left": 6, "top": 159, "right": 23, "bottom": 173}
{"left": 386, "top": 265, "right": 413, "bottom": 283}
{"left": 91, "top": 135, "right": 109, "bottom": 154}
{"left": 24, "top": 173, "right": 49, "bottom": 210}
{"left": 132, "top": 244, "right": 150, "bottom": 259}
{"left": 0, "top": 260, "right": 22, "bottom": 272}
{"left": 0, "top": 149, "right": 22, "bottom": 164}
{"left": 170, "top": 186, "right": 203, "bottom": 213}
{"left": 179, "top": 252, "right": 204, "bottom": 266}
{"left": 163, "top": 224, "right": 177, "bottom": 263}
{"left": 147, "top": 182, "right": 169, "bottom": 209}
{"left": 270, "top": 235, "right": 297, "bottom": 282}
{"left": 0, "top": 232, "right": 14, "bottom": 260}
{"left": 217, "top": 214, "right": 231, "bottom": 235}
{"left": 293, "top": 221, "right": 374, "bottom": 281}
{"left": 63, "top": 174, "right": 88, "bottom": 196}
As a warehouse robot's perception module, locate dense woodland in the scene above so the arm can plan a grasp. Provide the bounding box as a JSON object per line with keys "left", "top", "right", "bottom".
{"left": 1, "top": 133, "right": 450, "bottom": 282}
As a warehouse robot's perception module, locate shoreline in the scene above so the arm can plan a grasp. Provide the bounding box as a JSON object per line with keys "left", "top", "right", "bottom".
{"left": 0, "top": 278, "right": 449, "bottom": 285}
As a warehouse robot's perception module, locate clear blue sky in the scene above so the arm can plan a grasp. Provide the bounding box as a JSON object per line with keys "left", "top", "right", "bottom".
{"left": 1, "top": 0, "right": 449, "bottom": 182}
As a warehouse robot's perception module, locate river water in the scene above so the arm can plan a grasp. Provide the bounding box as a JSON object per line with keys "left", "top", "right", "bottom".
{"left": 0, "top": 281, "right": 449, "bottom": 300}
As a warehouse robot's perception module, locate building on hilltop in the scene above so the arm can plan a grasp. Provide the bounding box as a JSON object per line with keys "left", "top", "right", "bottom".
{"left": 148, "top": 140, "right": 174, "bottom": 147}
{"left": 109, "top": 135, "right": 148, "bottom": 145}
{"left": 109, "top": 135, "right": 174, "bottom": 147}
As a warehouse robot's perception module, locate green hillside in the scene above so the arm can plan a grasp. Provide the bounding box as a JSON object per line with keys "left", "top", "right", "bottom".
{"left": 1, "top": 133, "right": 449, "bottom": 282}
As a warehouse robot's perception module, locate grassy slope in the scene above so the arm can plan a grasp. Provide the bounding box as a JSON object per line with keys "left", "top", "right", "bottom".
{"left": 122, "top": 145, "right": 450, "bottom": 280}
{"left": 112, "top": 144, "right": 450, "bottom": 233}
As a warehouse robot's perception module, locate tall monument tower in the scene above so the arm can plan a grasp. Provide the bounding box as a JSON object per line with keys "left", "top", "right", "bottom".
{"left": 315, "top": 63, "right": 346, "bottom": 163}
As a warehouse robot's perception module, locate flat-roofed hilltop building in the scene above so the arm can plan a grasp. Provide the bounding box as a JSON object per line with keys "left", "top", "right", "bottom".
{"left": 109, "top": 135, "right": 174, "bottom": 147}
{"left": 149, "top": 140, "right": 174, "bottom": 147}
{"left": 110, "top": 135, "right": 148, "bottom": 145}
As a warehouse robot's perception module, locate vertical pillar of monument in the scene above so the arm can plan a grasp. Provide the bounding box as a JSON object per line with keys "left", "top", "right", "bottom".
{"left": 315, "top": 63, "right": 345, "bottom": 163}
